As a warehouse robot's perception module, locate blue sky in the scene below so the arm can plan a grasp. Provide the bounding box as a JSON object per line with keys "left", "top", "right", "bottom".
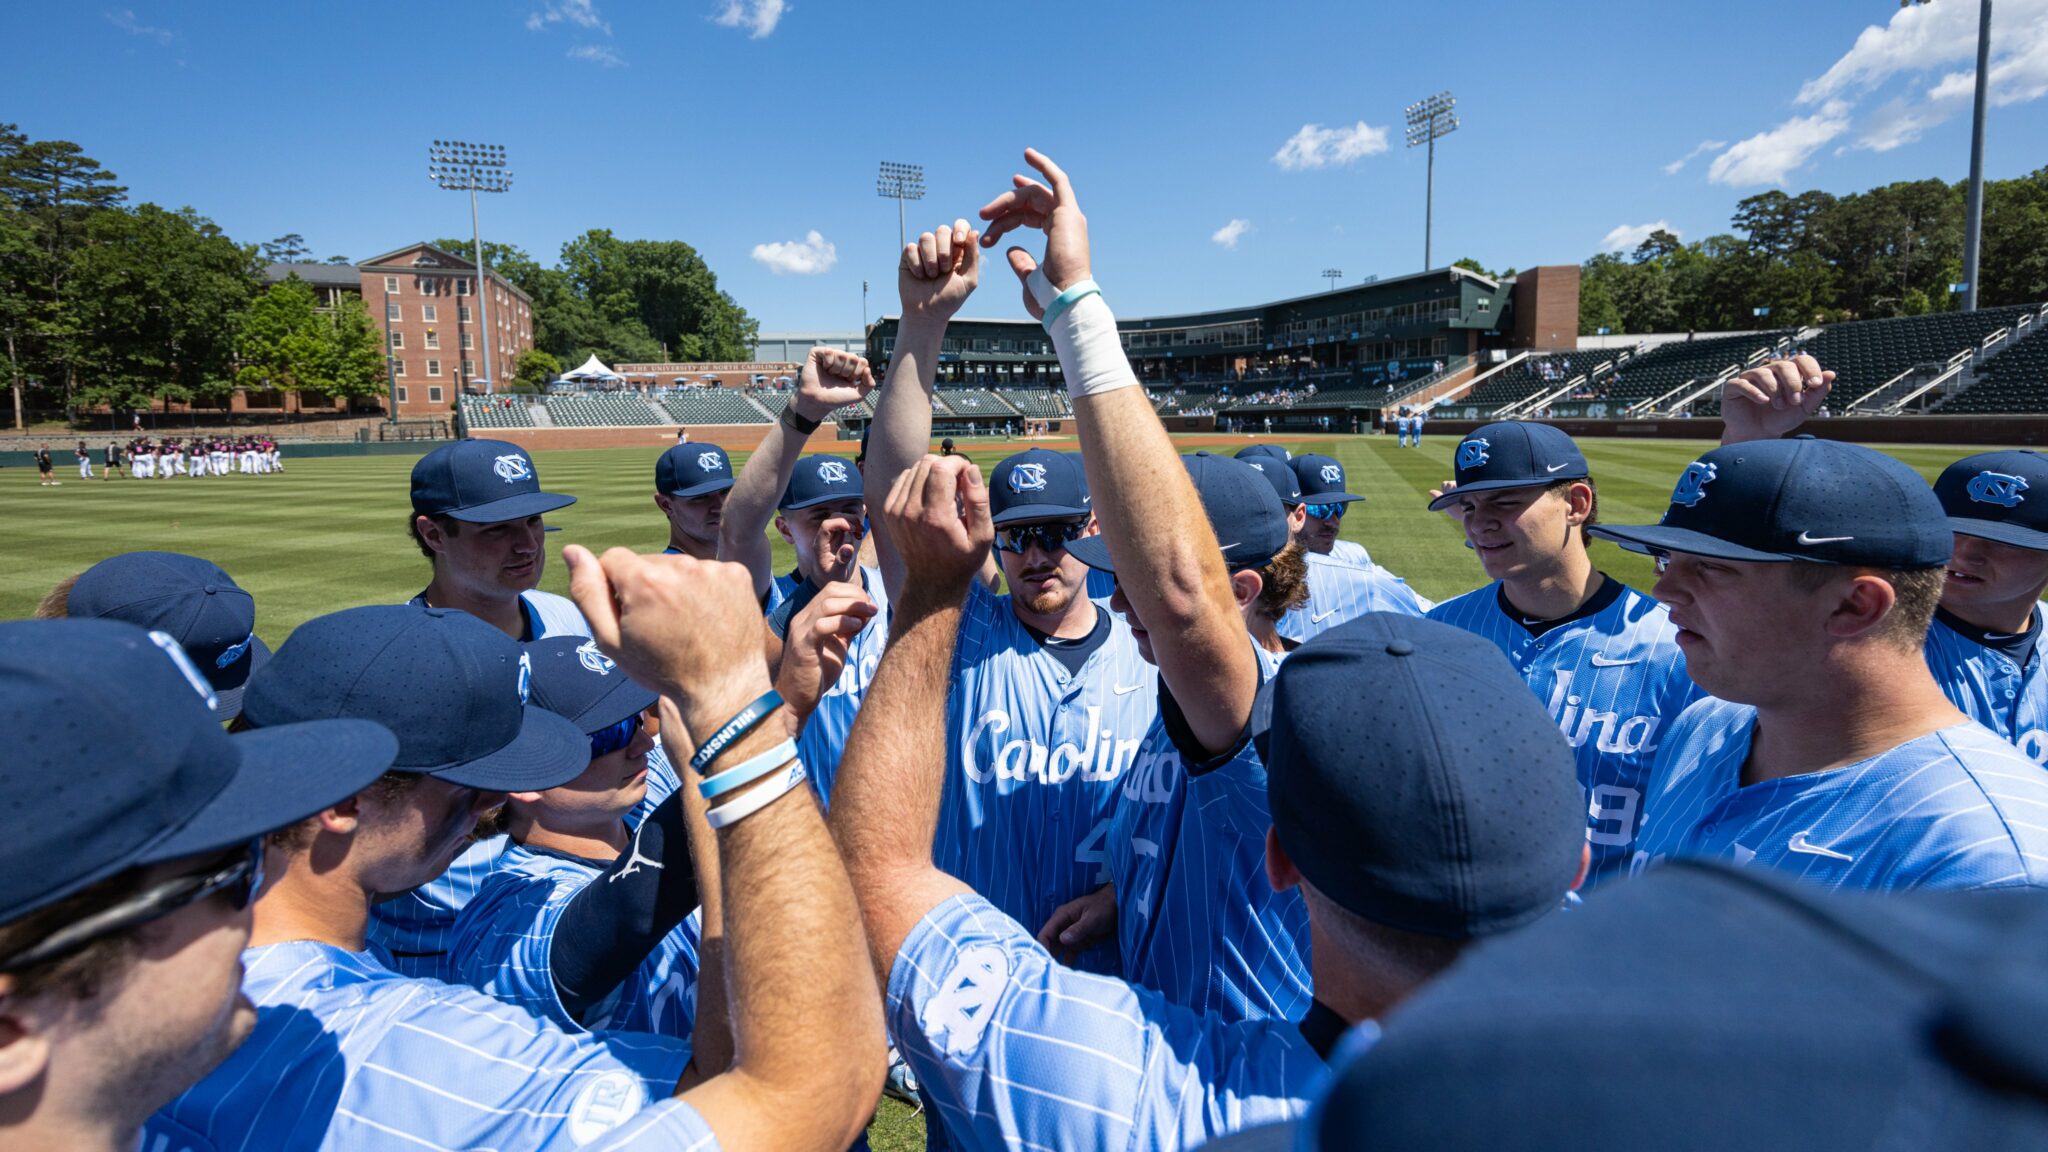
{"left": 5, "top": 0, "right": 2045, "bottom": 332}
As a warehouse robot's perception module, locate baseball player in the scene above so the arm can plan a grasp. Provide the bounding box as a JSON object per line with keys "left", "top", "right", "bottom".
{"left": 1395, "top": 409, "right": 1413, "bottom": 447}
{"left": 102, "top": 440, "right": 122, "bottom": 479}
{"left": 1595, "top": 434, "right": 2048, "bottom": 890}
{"left": 148, "top": 591, "right": 886, "bottom": 1151}
{"left": 33, "top": 442, "right": 56, "bottom": 486}
{"left": 1424, "top": 421, "right": 1699, "bottom": 886}
{"left": 653, "top": 441, "right": 735, "bottom": 559}
{"left": 828, "top": 434, "right": 1584, "bottom": 1149}
{"left": 211, "top": 439, "right": 230, "bottom": 478}
{"left": 188, "top": 440, "right": 209, "bottom": 477}
{"left": 74, "top": 441, "right": 92, "bottom": 480}
{"left": 0, "top": 619, "right": 396, "bottom": 1152}
{"left": 1410, "top": 406, "right": 1426, "bottom": 444}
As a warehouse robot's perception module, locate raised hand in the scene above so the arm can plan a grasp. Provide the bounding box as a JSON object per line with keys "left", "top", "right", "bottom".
{"left": 978, "top": 148, "right": 1093, "bottom": 320}
{"left": 793, "top": 346, "right": 877, "bottom": 424}
{"left": 774, "top": 581, "right": 879, "bottom": 733}
{"left": 1719, "top": 354, "right": 1835, "bottom": 445}
{"left": 881, "top": 454, "right": 994, "bottom": 600}
{"left": 563, "top": 545, "right": 772, "bottom": 733}
{"left": 898, "top": 218, "right": 980, "bottom": 323}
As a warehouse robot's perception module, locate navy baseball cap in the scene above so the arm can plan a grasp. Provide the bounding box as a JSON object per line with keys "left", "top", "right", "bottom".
{"left": 411, "top": 440, "right": 576, "bottom": 524}
{"left": 67, "top": 551, "right": 271, "bottom": 719}
{"left": 0, "top": 619, "right": 397, "bottom": 924}
{"left": 1238, "top": 453, "right": 1303, "bottom": 505}
{"left": 656, "top": 443, "right": 735, "bottom": 499}
{"left": 1935, "top": 450, "right": 2048, "bottom": 552}
{"left": 241, "top": 605, "right": 588, "bottom": 792}
{"left": 1259, "top": 862, "right": 2048, "bottom": 1151}
{"left": 1235, "top": 443, "right": 1291, "bottom": 463}
{"left": 989, "top": 448, "right": 1092, "bottom": 525}
{"left": 523, "top": 635, "right": 658, "bottom": 735}
{"left": 1428, "top": 422, "right": 1589, "bottom": 511}
{"left": 1262, "top": 613, "right": 1584, "bottom": 938}
{"left": 1591, "top": 437, "right": 1952, "bottom": 568}
{"left": 779, "top": 454, "right": 864, "bottom": 511}
{"left": 1291, "top": 454, "right": 1361, "bottom": 505}
{"left": 1067, "top": 453, "right": 1289, "bottom": 575}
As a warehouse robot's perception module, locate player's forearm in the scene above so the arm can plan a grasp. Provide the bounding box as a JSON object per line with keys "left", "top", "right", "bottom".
{"left": 718, "top": 422, "right": 808, "bottom": 594}
{"left": 867, "top": 317, "right": 946, "bottom": 597}
{"left": 675, "top": 705, "right": 732, "bottom": 1087}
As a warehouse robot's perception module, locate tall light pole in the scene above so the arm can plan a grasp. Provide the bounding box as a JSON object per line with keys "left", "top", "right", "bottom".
{"left": 1405, "top": 91, "right": 1459, "bottom": 271}
{"left": 428, "top": 140, "right": 512, "bottom": 394}
{"left": 1322, "top": 267, "right": 1344, "bottom": 292}
{"left": 1898, "top": 0, "right": 1991, "bottom": 311}
{"left": 877, "top": 161, "right": 925, "bottom": 250}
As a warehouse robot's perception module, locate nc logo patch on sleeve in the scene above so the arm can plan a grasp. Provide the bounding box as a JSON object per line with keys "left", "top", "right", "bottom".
{"left": 1968, "top": 470, "right": 2027, "bottom": 508}
{"left": 493, "top": 453, "right": 533, "bottom": 483}
{"left": 1671, "top": 461, "right": 1717, "bottom": 507}
{"left": 921, "top": 943, "right": 1010, "bottom": 1056}
{"left": 1456, "top": 439, "right": 1490, "bottom": 470}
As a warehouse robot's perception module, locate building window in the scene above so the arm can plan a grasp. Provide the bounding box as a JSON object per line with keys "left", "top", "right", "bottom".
{"left": 417, "top": 277, "right": 436, "bottom": 295}
{"left": 461, "top": 332, "right": 473, "bottom": 350}
{"left": 389, "top": 331, "right": 403, "bottom": 350}
{"left": 422, "top": 304, "right": 438, "bottom": 324}
{"left": 396, "top": 385, "right": 409, "bottom": 402}
{"left": 393, "top": 359, "right": 407, "bottom": 377}
{"left": 456, "top": 279, "right": 471, "bottom": 296}
{"left": 459, "top": 305, "right": 472, "bottom": 323}
{"left": 461, "top": 359, "right": 475, "bottom": 377}
{"left": 384, "top": 276, "right": 399, "bottom": 293}
{"left": 429, "top": 386, "right": 444, "bottom": 403}
{"left": 427, "top": 359, "right": 442, "bottom": 377}
{"left": 1476, "top": 297, "right": 1491, "bottom": 313}
{"left": 387, "top": 303, "right": 401, "bottom": 322}
{"left": 424, "top": 330, "right": 440, "bottom": 350}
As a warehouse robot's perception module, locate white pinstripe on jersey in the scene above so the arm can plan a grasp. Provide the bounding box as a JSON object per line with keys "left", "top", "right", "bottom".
{"left": 1925, "top": 606, "right": 2048, "bottom": 763}
{"left": 1631, "top": 699, "right": 2048, "bottom": 891}
{"left": 1326, "top": 539, "right": 1373, "bottom": 568}
{"left": 1277, "top": 552, "right": 1431, "bottom": 645}
{"left": 795, "top": 564, "right": 891, "bottom": 805}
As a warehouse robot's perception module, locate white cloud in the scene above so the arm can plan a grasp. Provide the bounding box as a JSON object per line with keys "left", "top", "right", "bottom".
{"left": 1661, "top": 139, "right": 1727, "bottom": 175}
{"left": 567, "top": 44, "right": 625, "bottom": 67}
{"left": 527, "top": 0, "right": 610, "bottom": 34}
{"left": 1271, "top": 121, "right": 1389, "bottom": 171}
{"left": 106, "top": 8, "right": 173, "bottom": 44}
{"left": 1601, "top": 221, "right": 1680, "bottom": 253}
{"left": 1708, "top": 101, "right": 1851, "bottom": 187}
{"left": 751, "top": 230, "right": 836, "bottom": 275}
{"left": 713, "top": 0, "right": 787, "bottom": 38}
{"left": 1210, "top": 219, "right": 1252, "bottom": 249}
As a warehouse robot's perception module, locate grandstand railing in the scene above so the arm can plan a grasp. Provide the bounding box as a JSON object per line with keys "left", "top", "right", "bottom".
{"left": 1843, "top": 364, "right": 1928, "bottom": 414}
{"left": 1381, "top": 354, "right": 1476, "bottom": 406}
{"left": 1498, "top": 374, "right": 1587, "bottom": 418}
{"left": 1655, "top": 363, "right": 1749, "bottom": 416}
{"left": 1416, "top": 352, "right": 1523, "bottom": 409}
{"left": 1884, "top": 345, "right": 1998, "bottom": 415}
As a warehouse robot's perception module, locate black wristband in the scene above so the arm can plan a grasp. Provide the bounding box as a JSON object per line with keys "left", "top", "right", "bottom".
{"left": 780, "top": 405, "right": 821, "bottom": 435}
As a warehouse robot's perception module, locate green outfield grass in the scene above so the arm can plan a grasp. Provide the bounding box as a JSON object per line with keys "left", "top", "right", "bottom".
{"left": 0, "top": 434, "right": 1989, "bottom": 632}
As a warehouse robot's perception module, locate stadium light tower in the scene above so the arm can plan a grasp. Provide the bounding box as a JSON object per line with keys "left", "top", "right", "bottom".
{"left": 877, "top": 161, "right": 926, "bottom": 251}
{"left": 1323, "top": 268, "right": 1344, "bottom": 291}
{"left": 1405, "top": 91, "right": 1460, "bottom": 271}
{"left": 428, "top": 140, "right": 512, "bottom": 395}
{"left": 1901, "top": 0, "right": 1992, "bottom": 312}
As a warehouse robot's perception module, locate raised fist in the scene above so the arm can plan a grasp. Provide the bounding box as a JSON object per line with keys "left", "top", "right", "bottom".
{"left": 979, "top": 149, "right": 1094, "bottom": 320}
{"left": 898, "top": 218, "right": 980, "bottom": 323}
{"left": 793, "top": 347, "right": 876, "bottom": 424}
{"left": 1719, "top": 354, "right": 1835, "bottom": 445}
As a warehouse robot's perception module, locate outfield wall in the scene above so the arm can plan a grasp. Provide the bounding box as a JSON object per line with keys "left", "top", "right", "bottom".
{"left": 1419, "top": 415, "right": 2048, "bottom": 446}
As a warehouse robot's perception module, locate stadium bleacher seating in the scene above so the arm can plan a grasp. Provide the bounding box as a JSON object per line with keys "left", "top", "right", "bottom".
{"left": 461, "top": 395, "right": 536, "bottom": 429}
{"left": 746, "top": 389, "right": 792, "bottom": 418}
{"left": 1691, "top": 308, "right": 2037, "bottom": 416}
{"left": 661, "top": 390, "right": 771, "bottom": 424}
{"left": 545, "top": 393, "right": 664, "bottom": 427}
{"left": 1463, "top": 350, "right": 1622, "bottom": 411}
{"left": 936, "top": 390, "right": 1019, "bottom": 419}
{"left": 1597, "top": 332, "right": 1791, "bottom": 410}
{"left": 997, "top": 390, "right": 1071, "bottom": 418}
{"left": 1936, "top": 324, "right": 2048, "bottom": 414}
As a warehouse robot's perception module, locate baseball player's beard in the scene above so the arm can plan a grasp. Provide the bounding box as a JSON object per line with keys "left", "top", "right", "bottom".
{"left": 1015, "top": 572, "right": 1078, "bottom": 618}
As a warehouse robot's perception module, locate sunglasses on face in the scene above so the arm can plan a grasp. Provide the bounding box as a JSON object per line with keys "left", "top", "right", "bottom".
{"left": 996, "top": 520, "right": 1089, "bottom": 555}
{"left": 0, "top": 837, "right": 267, "bottom": 973}
{"left": 589, "top": 713, "right": 644, "bottom": 760}
{"left": 1304, "top": 502, "right": 1348, "bottom": 521}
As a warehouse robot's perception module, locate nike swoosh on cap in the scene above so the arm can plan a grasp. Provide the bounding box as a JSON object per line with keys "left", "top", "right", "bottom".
{"left": 1796, "top": 531, "right": 1856, "bottom": 545}
{"left": 1545, "top": 462, "right": 1571, "bottom": 472}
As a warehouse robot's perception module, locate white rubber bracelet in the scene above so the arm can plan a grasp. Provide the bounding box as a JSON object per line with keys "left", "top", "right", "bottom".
{"left": 1048, "top": 293, "right": 1138, "bottom": 399}
{"left": 705, "top": 758, "right": 808, "bottom": 829}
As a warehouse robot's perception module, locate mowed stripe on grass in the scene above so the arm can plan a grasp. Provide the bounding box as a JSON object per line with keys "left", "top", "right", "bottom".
{"left": 0, "top": 435, "right": 1983, "bottom": 636}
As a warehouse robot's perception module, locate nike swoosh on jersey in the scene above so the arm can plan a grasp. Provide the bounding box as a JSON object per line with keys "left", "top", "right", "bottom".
{"left": 1112, "top": 683, "right": 1142, "bottom": 695}
{"left": 1310, "top": 609, "right": 1339, "bottom": 623}
{"left": 1796, "top": 531, "right": 1856, "bottom": 545}
{"left": 1787, "top": 831, "right": 1854, "bottom": 862}
{"left": 1588, "top": 653, "right": 1640, "bottom": 666}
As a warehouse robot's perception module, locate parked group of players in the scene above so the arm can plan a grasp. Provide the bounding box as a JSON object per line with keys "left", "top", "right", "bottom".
{"left": 30, "top": 435, "right": 282, "bottom": 485}
{"left": 7, "top": 150, "right": 2048, "bottom": 1152}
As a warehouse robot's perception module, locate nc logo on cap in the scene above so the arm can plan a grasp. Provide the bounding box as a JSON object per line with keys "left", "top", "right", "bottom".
{"left": 1672, "top": 461, "right": 1717, "bottom": 507}
{"left": 696, "top": 451, "right": 723, "bottom": 473}
{"left": 817, "top": 460, "right": 850, "bottom": 485}
{"left": 1968, "top": 470, "right": 2028, "bottom": 508}
{"left": 1009, "top": 462, "right": 1048, "bottom": 492}
{"left": 576, "top": 639, "right": 616, "bottom": 675}
{"left": 1320, "top": 464, "right": 1342, "bottom": 484}
{"left": 517, "top": 651, "right": 533, "bottom": 704}
{"left": 1246, "top": 461, "right": 1266, "bottom": 472}
{"left": 1457, "top": 439, "right": 1490, "bottom": 470}
{"left": 494, "top": 453, "right": 533, "bottom": 484}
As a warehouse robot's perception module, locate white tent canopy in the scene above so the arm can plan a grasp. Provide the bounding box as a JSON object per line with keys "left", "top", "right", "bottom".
{"left": 560, "top": 354, "right": 623, "bottom": 383}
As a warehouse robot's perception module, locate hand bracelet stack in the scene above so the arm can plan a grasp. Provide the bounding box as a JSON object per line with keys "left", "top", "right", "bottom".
{"left": 692, "top": 691, "right": 806, "bottom": 828}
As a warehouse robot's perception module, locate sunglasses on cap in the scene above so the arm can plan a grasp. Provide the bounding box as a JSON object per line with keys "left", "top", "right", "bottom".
{"left": 589, "top": 713, "right": 645, "bottom": 760}
{"left": 995, "top": 519, "right": 1089, "bottom": 555}
{"left": 1304, "top": 502, "right": 1348, "bottom": 521}
{"left": 0, "top": 837, "right": 267, "bottom": 973}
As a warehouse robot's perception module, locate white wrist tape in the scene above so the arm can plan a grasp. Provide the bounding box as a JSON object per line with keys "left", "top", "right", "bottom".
{"left": 1047, "top": 291, "right": 1137, "bottom": 400}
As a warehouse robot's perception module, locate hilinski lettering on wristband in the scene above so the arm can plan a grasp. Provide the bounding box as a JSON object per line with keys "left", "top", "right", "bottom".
{"left": 689, "top": 690, "right": 784, "bottom": 773}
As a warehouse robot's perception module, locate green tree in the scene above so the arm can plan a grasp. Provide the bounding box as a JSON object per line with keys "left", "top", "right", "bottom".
{"left": 261, "top": 233, "right": 311, "bottom": 264}
{"left": 0, "top": 127, "right": 127, "bottom": 419}
{"left": 512, "top": 348, "right": 561, "bottom": 393}
{"left": 323, "top": 293, "right": 389, "bottom": 401}
{"left": 233, "top": 276, "right": 329, "bottom": 396}
{"left": 1979, "top": 166, "right": 2048, "bottom": 307}
{"left": 1451, "top": 257, "right": 1495, "bottom": 277}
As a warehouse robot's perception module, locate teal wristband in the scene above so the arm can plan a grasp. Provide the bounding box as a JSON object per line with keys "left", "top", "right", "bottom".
{"left": 1042, "top": 280, "right": 1102, "bottom": 330}
{"left": 699, "top": 738, "right": 798, "bottom": 800}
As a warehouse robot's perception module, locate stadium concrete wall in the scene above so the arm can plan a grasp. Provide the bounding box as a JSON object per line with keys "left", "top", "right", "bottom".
{"left": 1421, "top": 416, "right": 2048, "bottom": 445}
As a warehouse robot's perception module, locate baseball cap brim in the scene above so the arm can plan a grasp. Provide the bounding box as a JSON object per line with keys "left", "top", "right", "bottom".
{"left": 1304, "top": 491, "right": 1363, "bottom": 506}
{"left": 149, "top": 718, "right": 400, "bottom": 862}
{"left": 423, "top": 704, "right": 592, "bottom": 791}
{"left": 990, "top": 502, "right": 1091, "bottom": 527}
{"left": 662, "top": 477, "right": 736, "bottom": 499}
{"left": 440, "top": 491, "right": 578, "bottom": 524}
{"left": 1946, "top": 516, "right": 2048, "bottom": 552}
{"left": 781, "top": 491, "right": 865, "bottom": 512}
{"left": 1426, "top": 472, "right": 1586, "bottom": 511}
{"left": 1587, "top": 523, "right": 1800, "bottom": 563}
{"left": 568, "top": 676, "right": 660, "bottom": 735}
{"left": 1064, "top": 535, "right": 1117, "bottom": 574}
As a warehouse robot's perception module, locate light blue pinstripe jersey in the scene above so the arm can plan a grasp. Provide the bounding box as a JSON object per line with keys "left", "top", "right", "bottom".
{"left": 1326, "top": 539, "right": 1372, "bottom": 567}
{"left": 1630, "top": 699, "right": 2048, "bottom": 891}
{"left": 1925, "top": 607, "right": 2048, "bottom": 764}
{"left": 797, "top": 564, "right": 890, "bottom": 805}
{"left": 889, "top": 893, "right": 1327, "bottom": 1152}
{"left": 1277, "top": 552, "right": 1431, "bottom": 645}
{"left": 935, "top": 583, "right": 1157, "bottom": 975}
{"left": 373, "top": 590, "right": 594, "bottom": 976}
{"left": 1107, "top": 644, "right": 1312, "bottom": 1023}
{"left": 1427, "top": 579, "right": 1701, "bottom": 886}
{"left": 143, "top": 942, "right": 699, "bottom": 1152}
{"left": 448, "top": 843, "right": 705, "bottom": 1038}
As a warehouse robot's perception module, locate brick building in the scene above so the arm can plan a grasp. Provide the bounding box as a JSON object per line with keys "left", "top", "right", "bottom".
{"left": 359, "top": 242, "right": 535, "bottom": 418}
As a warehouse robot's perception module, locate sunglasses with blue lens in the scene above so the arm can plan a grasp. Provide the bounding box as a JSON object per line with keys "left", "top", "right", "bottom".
{"left": 589, "top": 713, "right": 643, "bottom": 759}
{"left": 1303, "top": 502, "right": 1348, "bottom": 521}
{"left": 995, "top": 519, "right": 1089, "bottom": 555}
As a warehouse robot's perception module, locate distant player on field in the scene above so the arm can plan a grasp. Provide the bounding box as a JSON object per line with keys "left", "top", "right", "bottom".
{"left": 1425, "top": 421, "right": 1700, "bottom": 887}
{"left": 34, "top": 443, "right": 56, "bottom": 486}
{"left": 652, "top": 441, "right": 735, "bottom": 559}
{"left": 1593, "top": 414, "right": 2048, "bottom": 891}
